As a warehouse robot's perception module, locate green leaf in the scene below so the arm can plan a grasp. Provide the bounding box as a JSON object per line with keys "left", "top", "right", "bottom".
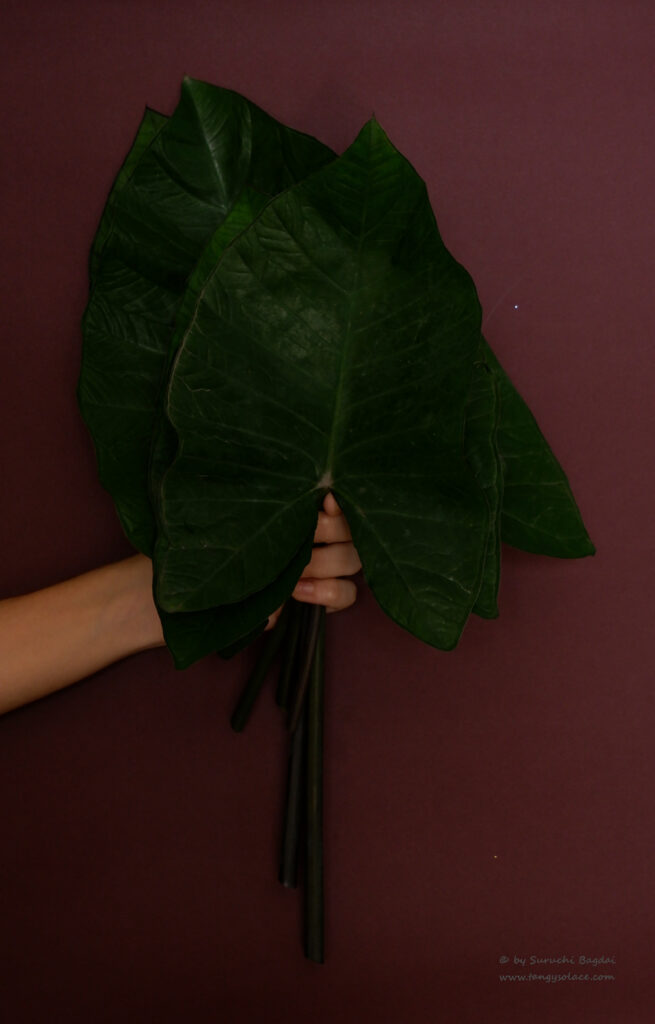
{"left": 151, "top": 188, "right": 305, "bottom": 665}
{"left": 79, "top": 78, "right": 335, "bottom": 556}
{"left": 148, "top": 186, "right": 270, "bottom": 507}
{"left": 156, "top": 119, "right": 490, "bottom": 651}
{"left": 481, "top": 340, "right": 595, "bottom": 557}
{"left": 80, "top": 80, "right": 594, "bottom": 667}
{"left": 159, "top": 530, "right": 313, "bottom": 668}
{"left": 465, "top": 352, "right": 502, "bottom": 618}
{"left": 89, "top": 107, "right": 168, "bottom": 281}
{"left": 79, "top": 81, "right": 336, "bottom": 666}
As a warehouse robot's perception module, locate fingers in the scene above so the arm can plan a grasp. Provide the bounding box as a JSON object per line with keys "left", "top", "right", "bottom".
{"left": 292, "top": 577, "right": 357, "bottom": 613}
{"left": 266, "top": 559, "right": 359, "bottom": 629}
{"left": 265, "top": 571, "right": 357, "bottom": 630}
{"left": 314, "top": 493, "right": 351, "bottom": 544}
{"left": 302, "top": 540, "right": 361, "bottom": 579}
{"left": 267, "top": 493, "right": 360, "bottom": 626}
{"left": 296, "top": 496, "right": 361, "bottom": 612}
{"left": 322, "top": 491, "right": 341, "bottom": 517}
{"left": 314, "top": 509, "right": 352, "bottom": 544}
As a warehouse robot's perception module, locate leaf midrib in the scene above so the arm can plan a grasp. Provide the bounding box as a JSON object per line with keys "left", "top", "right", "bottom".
{"left": 323, "top": 137, "right": 373, "bottom": 481}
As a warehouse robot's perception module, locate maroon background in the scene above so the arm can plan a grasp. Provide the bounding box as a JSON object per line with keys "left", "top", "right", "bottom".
{"left": 1, "top": 2, "right": 653, "bottom": 1021}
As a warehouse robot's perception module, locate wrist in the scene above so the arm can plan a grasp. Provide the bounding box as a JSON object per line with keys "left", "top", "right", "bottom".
{"left": 103, "top": 555, "right": 165, "bottom": 656}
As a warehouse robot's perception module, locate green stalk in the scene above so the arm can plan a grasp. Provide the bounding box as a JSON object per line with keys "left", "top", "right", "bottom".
{"left": 304, "top": 607, "right": 326, "bottom": 963}
{"left": 278, "top": 704, "right": 306, "bottom": 888}
{"left": 230, "top": 604, "right": 289, "bottom": 732}
{"left": 278, "top": 602, "right": 310, "bottom": 886}
{"left": 287, "top": 604, "right": 323, "bottom": 734}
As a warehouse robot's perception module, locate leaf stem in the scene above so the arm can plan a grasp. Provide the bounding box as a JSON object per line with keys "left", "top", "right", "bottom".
{"left": 278, "top": 704, "right": 306, "bottom": 888}
{"left": 287, "top": 604, "right": 322, "bottom": 734}
{"left": 304, "top": 607, "right": 326, "bottom": 963}
{"left": 230, "top": 605, "right": 289, "bottom": 732}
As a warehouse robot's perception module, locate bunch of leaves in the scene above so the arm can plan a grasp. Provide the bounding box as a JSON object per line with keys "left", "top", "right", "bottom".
{"left": 79, "top": 77, "right": 593, "bottom": 671}
{"left": 79, "top": 78, "right": 594, "bottom": 961}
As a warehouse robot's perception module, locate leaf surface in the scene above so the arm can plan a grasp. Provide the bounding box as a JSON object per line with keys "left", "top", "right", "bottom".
{"left": 79, "top": 81, "right": 336, "bottom": 664}
{"left": 152, "top": 188, "right": 312, "bottom": 664}
{"left": 79, "top": 78, "right": 335, "bottom": 554}
{"left": 89, "top": 107, "right": 168, "bottom": 281}
{"left": 465, "top": 353, "right": 502, "bottom": 617}
{"left": 481, "top": 341, "right": 595, "bottom": 557}
{"left": 159, "top": 530, "right": 314, "bottom": 667}
{"left": 79, "top": 82, "right": 594, "bottom": 665}
{"left": 157, "top": 120, "right": 490, "bottom": 650}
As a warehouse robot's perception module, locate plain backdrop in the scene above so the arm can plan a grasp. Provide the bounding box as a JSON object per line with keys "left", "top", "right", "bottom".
{"left": 1, "top": 2, "right": 653, "bottom": 1022}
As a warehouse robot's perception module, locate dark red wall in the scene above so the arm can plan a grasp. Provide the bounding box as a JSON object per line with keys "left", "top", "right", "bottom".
{"left": 1, "top": 2, "right": 653, "bottom": 1021}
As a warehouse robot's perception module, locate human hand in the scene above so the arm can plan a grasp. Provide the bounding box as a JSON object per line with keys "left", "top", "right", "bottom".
{"left": 266, "top": 493, "right": 361, "bottom": 628}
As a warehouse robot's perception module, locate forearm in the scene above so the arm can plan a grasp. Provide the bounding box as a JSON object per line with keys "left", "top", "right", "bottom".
{"left": 0, "top": 496, "right": 359, "bottom": 716}
{"left": 0, "top": 555, "right": 164, "bottom": 715}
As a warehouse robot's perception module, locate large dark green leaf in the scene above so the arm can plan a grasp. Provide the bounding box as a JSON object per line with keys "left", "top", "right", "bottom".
{"left": 79, "top": 80, "right": 336, "bottom": 666}
{"left": 79, "top": 77, "right": 335, "bottom": 555}
{"left": 148, "top": 186, "right": 270, "bottom": 506}
{"left": 89, "top": 107, "right": 168, "bottom": 282}
{"left": 481, "top": 341, "right": 595, "bottom": 557}
{"left": 155, "top": 120, "right": 490, "bottom": 651}
{"left": 158, "top": 529, "right": 314, "bottom": 668}
{"left": 153, "top": 188, "right": 316, "bottom": 666}
{"left": 80, "top": 80, "right": 593, "bottom": 666}
{"left": 465, "top": 352, "right": 502, "bottom": 618}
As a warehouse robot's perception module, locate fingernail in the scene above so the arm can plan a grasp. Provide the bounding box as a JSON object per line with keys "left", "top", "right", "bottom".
{"left": 294, "top": 580, "right": 315, "bottom": 595}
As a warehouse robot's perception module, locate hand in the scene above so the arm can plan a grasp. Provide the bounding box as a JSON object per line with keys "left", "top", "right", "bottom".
{"left": 266, "top": 492, "right": 361, "bottom": 628}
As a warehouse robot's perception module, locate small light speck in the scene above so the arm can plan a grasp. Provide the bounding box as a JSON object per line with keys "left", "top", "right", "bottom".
{"left": 513, "top": 304, "right": 519, "bottom": 310}
{"left": 493, "top": 855, "right": 498, "bottom": 859}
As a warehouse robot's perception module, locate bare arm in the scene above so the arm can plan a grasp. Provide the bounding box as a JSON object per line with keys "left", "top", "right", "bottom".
{"left": 0, "top": 555, "right": 163, "bottom": 715}
{"left": 0, "top": 494, "right": 360, "bottom": 716}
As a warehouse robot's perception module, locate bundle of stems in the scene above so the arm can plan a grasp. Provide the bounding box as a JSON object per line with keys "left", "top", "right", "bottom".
{"left": 231, "top": 601, "right": 326, "bottom": 963}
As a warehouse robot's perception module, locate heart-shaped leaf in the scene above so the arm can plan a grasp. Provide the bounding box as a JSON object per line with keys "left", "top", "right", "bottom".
{"left": 79, "top": 79, "right": 594, "bottom": 666}
{"left": 156, "top": 120, "right": 490, "bottom": 650}
{"left": 79, "top": 81, "right": 335, "bottom": 665}
{"left": 79, "top": 78, "right": 335, "bottom": 555}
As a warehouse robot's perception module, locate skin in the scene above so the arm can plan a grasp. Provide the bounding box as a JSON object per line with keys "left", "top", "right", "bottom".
{"left": 0, "top": 493, "right": 361, "bottom": 716}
